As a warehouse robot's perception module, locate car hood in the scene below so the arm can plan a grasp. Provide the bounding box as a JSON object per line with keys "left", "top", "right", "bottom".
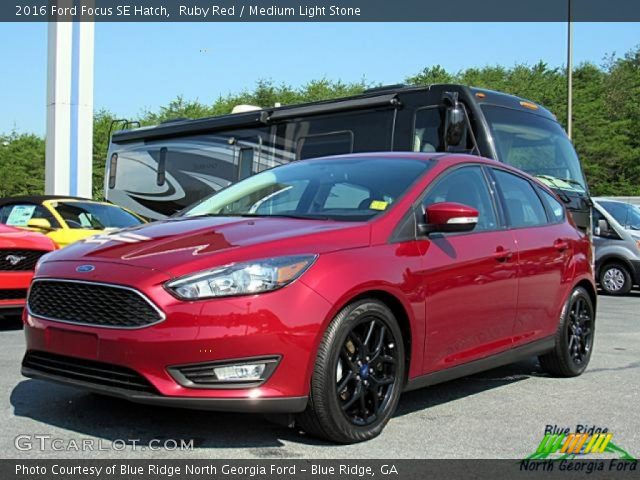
{"left": 42, "top": 216, "right": 370, "bottom": 277}
{"left": 0, "top": 224, "right": 56, "bottom": 250}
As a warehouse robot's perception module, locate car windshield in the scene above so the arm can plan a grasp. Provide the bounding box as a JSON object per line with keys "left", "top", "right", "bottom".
{"left": 482, "top": 105, "right": 587, "bottom": 193}
{"left": 629, "top": 206, "right": 640, "bottom": 230}
{"left": 182, "top": 157, "right": 433, "bottom": 221}
{"left": 52, "top": 201, "right": 143, "bottom": 229}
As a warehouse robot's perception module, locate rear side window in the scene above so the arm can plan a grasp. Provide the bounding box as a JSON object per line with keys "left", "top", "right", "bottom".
{"left": 537, "top": 188, "right": 565, "bottom": 223}
{"left": 493, "top": 169, "right": 547, "bottom": 228}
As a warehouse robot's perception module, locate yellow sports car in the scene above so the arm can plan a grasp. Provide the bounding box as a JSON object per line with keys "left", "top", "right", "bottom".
{"left": 0, "top": 196, "right": 146, "bottom": 248}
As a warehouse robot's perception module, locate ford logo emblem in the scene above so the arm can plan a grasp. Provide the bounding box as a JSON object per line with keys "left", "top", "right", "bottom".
{"left": 76, "top": 265, "right": 95, "bottom": 273}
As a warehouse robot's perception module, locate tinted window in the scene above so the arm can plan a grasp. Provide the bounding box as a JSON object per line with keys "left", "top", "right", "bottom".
{"left": 413, "top": 107, "right": 442, "bottom": 153}
{"left": 537, "top": 187, "right": 565, "bottom": 223}
{"left": 598, "top": 201, "right": 628, "bottom": 226}
{"left": 297, "top": 131, "right": 353, "bottom": 160}
{"left": 493, "top": 169, "right": 547, "bottom": 228}
{"left": 184, "top": 157, "right": 434, "bottom": 222}
{"left": 482, "top": 105, "right": 586, "bottom": 192}
{"left": 238, "top": 148, "right": 254, "bottom": 180}
{"left": 423, "top": 166, "right": 498, "bottom": 232}
{"left": 627, "top": 205, "right": 640, "bottom": 231}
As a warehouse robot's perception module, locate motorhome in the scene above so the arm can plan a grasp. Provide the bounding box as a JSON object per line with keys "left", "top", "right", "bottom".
{"left": 105, "top": 84, "right": 591, "bottom": 230}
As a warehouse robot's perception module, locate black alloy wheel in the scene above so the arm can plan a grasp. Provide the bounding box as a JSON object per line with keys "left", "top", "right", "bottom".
{"left": 297, "top": 299, "right": 405, "bottom": 443}
{"left": 566, "top": 294, "right": 594, "bottom": 366}
{"left": 539, "top": 286, "right": 595, "bottom": 377}
{"left": 336, "top": 317, "right": 399, "bottom": 426}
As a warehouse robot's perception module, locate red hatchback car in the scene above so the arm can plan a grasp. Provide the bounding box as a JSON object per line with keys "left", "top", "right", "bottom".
{"left": 22, "top": 153, "right": 595, "bottom": 443}
{"left": 1, "top": 224, "right": 56, "bottom": 318}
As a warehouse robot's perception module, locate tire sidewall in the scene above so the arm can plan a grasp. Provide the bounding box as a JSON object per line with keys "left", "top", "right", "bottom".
{"left": 313, "top": 300, "right": 405, "bottom": 443}
{"left": 557, "top": 287, "right": 595, "bottom": 375}
{"left": 599, "top": 263, "right": 632, "bottom": 295}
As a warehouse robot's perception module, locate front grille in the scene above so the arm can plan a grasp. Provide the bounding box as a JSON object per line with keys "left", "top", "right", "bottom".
{"left": 0, "top": 249, "right": 47, "bottom": 271}
{"left": 23, "top": 351, "right": 157, "bottom": 393}
{"left": 0, "top": 289, "right": 27, "bottom": 301}
{"left": 28, "top": 280, "right": 164, "bottom": 328}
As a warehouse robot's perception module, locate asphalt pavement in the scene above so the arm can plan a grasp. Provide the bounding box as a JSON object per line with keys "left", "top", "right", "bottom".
{"left": 1, "top": 292, "right": 638, "bottom": 459}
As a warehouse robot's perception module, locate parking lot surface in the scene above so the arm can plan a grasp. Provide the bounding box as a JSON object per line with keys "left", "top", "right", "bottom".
{"left": 1, "top": 292, "right": 638, "bottom": 459}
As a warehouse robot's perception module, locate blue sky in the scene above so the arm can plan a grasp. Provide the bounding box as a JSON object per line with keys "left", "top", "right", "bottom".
{"left": 0, "top": 22, "right": 638, "bottom": 135}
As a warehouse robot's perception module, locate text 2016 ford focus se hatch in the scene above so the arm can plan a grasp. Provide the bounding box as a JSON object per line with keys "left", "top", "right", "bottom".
{"left": 22, "top": 153, "right": 596, "bottom": 443}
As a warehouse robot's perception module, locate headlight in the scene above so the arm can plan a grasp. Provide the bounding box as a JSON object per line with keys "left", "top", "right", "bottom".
{"left": 165, "top": 254, "right": 317, "bottom": 300}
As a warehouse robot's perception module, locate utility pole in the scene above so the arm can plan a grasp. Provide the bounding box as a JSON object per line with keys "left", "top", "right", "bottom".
{"left": 567, "top": 0, "right": 573, "bottom": 140}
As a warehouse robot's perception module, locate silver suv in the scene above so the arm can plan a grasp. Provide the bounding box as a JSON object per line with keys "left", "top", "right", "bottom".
{"left": 593, "top": 199, "right": 640, "bottom": 295}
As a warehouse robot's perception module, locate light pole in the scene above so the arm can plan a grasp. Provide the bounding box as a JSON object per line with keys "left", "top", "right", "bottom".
{"left": 567, "top": 0, "right": 573, "bottom": 140}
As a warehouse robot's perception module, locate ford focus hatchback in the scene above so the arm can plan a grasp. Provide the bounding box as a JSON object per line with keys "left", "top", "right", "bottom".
{"left": 22, "top": 153, "right": 595, "bottom": 443}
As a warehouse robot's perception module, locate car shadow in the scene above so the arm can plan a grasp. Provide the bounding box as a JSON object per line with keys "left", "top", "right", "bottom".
{"left": 10, "top": 358, "right": 543, "bottom": 449}
{"left": 0, "top": 316, "right": 23, "bottom": 331}
{"left": 395, "top": 357, "right": 542, "bottom": 417}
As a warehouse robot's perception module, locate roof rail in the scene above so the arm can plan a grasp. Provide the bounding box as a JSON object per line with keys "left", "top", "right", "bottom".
{"left": 363, "top": 84, "right": 410, "bottom": 94}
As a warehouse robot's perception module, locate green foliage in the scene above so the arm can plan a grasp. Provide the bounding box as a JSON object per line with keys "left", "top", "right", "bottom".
{"left": 0, "top": 132, "right": 45, "bottom": 197}
{"left": 1, "top": 46, "right": 639, "bottom": 198}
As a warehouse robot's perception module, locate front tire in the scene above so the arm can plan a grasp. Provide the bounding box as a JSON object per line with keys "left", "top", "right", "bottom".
{"left": 297, "top": 299, "right": 405, "bottom": 443}
{"left": 599, "top": 263, "right": 632, "bottom": 295}
{"left": 539, "top": 286, "right": 595, "bottom": 377}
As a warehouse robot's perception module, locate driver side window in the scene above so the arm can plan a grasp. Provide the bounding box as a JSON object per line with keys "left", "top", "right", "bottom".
{"left": 422, "top": 166, "right": 498, "bottom": 232}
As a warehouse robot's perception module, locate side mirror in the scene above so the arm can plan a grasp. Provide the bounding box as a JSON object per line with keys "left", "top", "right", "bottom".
{"left": 27, "top": 218, "right": 53, "bottom": 232}
{"left": 421, "top": 202, "right": 479, "bottom": 234}
{"left": 596, "top": 218, "right": 609, "bottom": 236}
{"left": 442, "top": 91, "right": 467, "bottom": 148}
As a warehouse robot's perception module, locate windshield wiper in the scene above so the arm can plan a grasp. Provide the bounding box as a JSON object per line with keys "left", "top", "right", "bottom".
{"left": 535, "top": 174, "right": 585, "bottom": 190}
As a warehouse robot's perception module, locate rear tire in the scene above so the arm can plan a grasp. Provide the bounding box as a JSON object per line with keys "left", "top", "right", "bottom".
{"left": 539, "top": 287, "right": 595, "bottom": 377}
{"left": 599, "top": 263, "right": 632, "bottom": 295}
{"left": 297, "top": 299, "right": 405, "bottom": 443}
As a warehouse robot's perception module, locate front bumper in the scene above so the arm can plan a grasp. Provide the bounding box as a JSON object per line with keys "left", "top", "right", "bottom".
{"left": 23, "top": 261, "right": 332, "bottom": 412}
{"left": 0, "top": 270, "right": 32, "bottom": 312}
{"left": 21, "top": 363, "right": 307, "bottom": 412}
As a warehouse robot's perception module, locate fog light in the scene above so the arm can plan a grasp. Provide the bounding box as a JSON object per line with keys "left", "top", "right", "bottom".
{"left": 168, "top": 356, "right": 280, "bottom": 389}
{"left": 214, "top": 363, "right": 266, "bottom": 382}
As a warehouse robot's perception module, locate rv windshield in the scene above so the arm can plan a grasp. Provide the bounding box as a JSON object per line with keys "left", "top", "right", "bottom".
{"left": 482, "top": 105, "right": 587, "bottom": 193}
{"left": 182, "top": 157, "right": 433, "bottom": 222}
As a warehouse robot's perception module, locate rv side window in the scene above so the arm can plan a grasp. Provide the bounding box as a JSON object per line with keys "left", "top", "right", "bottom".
{"left": 108, "top": 153, "right": 118, "bottom": 189}
{"left": 157, "top": 147, "right": 168, "bottom": 186}
{"left": 238, "top": 148, "right": 254, "bottom": 181}
{"left": 413, "top": 107, "right": 442, "bottom": 153}
{"left": 297, "top": 131, "right": 353, "bottom": 160}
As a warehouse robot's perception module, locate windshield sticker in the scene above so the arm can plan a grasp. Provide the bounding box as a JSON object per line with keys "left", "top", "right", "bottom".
{"left": 369, "top": 200, "right": 388, "bottom": 211}
{"left": 6, "top": 205, "right": 36, "bottom": 226}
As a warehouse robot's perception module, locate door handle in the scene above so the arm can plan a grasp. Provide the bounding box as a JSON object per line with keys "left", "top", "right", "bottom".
{"left": 554, "top": 239, "right": 569, "bottom": 252}
{"left": 493, "top": 246, "right": 513, "bottom": 262}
